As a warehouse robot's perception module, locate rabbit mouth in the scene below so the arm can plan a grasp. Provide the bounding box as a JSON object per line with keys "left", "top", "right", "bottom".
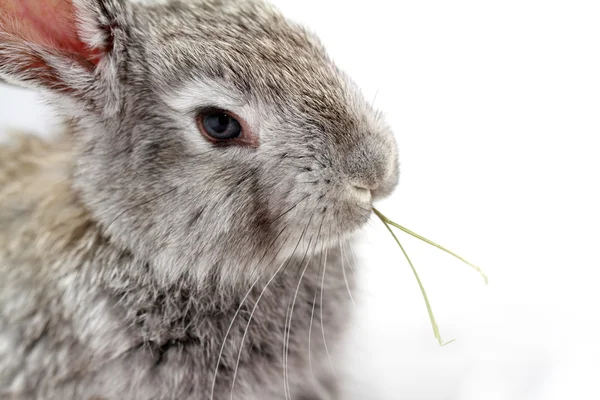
{"left": 273, "top": 194, "right": 373, "bottom": 255}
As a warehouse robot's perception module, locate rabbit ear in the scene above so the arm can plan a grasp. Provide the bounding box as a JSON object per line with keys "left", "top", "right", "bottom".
{"left": 0, "top": 0, "right": 130, "bottom": 110}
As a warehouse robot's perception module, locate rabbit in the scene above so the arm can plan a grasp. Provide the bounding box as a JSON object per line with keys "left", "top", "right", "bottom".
{"left": 0, "top": 0, "right": 399, "bottom": 399}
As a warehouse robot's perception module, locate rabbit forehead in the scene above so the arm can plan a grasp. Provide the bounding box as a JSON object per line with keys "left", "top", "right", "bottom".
{"left": 134, "top": 1, "right": 356, "bottom": 112}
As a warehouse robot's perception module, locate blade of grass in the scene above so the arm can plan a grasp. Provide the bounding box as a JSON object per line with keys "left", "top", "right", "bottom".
{"left": 373, "top": 208, "right": 488, "bottom": 285}
{"left": 375, "top": 212, "right": 454, "bottom": 346}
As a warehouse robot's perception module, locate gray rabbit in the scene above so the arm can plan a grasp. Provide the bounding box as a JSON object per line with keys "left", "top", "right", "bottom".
{"left": 0, "top": 0, "right": 399, "bottom": 399}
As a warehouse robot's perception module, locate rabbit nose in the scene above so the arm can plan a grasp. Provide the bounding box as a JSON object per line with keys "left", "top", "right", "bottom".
{"left": 344, "top": 146, "right": 386, "bottom": 188}
{"left": 342, "top": 137, "right": 398, "bottom": 201}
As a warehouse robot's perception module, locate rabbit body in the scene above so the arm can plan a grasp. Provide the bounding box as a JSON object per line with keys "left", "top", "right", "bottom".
{"left": 0, "top": 0, "right": 399, "bottom": 399}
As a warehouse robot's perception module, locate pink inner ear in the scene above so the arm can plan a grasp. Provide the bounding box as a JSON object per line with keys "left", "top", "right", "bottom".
{"left": 1, "top": 0, "right": 101, "bottom": 64}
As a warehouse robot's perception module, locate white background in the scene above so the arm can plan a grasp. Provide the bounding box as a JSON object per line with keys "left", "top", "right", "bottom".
{"left": 1, "top": 1, "right": 600, "bottom": 399}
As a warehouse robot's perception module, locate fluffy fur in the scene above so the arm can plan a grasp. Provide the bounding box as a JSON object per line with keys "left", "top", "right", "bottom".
{"left": 0, "top": 1, "right": 399, "bottom": 399}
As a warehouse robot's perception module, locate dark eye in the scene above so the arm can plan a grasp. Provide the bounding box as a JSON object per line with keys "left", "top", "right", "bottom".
{"left": 198, "top": 110, "right": 242, "bottom": 141}
{"left": 196, "top": 108, "right": 258, "bottom": 147}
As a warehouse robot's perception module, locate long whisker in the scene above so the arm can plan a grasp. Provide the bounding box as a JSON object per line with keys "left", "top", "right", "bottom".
{"left": 320, "top": 245, "right": 336, "bottom": 377}
{"left": 308, "top": 233, "right": 328, "bottom": 388}
{"left": 245, "top": 224, "right": 290, "bottom": 286}
{"left": 229, "top": 259, "right": 288, "bottom": 400}
{"left": 209, "top": 226, "right": 289, "bottom": 400}
{"left": 270, "top": 194, "right": 311, "bottom": 224}
{"left": 307, "top": 290, "right": 318, "bottom": 386}
{"left": 282, "top": 213, "right": 316, "bottom": 399}
{"left": 340, "top": 241, "right": 355, "bottom": 305}
{"left": 284, "top": 215, "right": 325, "bottom": 399}
{"left": 230, "top": 219, "right": 311, "bottom": 399}
{"left": 245, "top": 194, "right": 312, "bottom": 282}
{"left": 282, "top": 237, "right": 313, "bottom": 400}
{"left": 346, "top": 244, "right": 359, "bottom": 276}
{"left": 212, "top": 277, "right": 261, "bottom": 400}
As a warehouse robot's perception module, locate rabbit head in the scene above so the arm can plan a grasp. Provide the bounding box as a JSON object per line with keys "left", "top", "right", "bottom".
{"left": 0, "top": 0, "right": 399, "bottom": 288}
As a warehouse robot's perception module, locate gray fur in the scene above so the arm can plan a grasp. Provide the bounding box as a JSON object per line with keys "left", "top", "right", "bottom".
{"left": 0, "top": 0, "right": 399, "bottom": 399}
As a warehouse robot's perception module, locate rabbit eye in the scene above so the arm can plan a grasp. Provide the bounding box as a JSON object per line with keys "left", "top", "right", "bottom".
{"left": 198, "top": 110, "right": 242, "bottom": 141}
{"left": 195, "top": 108, "right": 257, "bottom": 147}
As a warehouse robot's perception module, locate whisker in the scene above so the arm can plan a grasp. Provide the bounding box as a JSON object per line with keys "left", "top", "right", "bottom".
{"left": 212, "top": 276, "right": 261, "bottom": 400}
{"left": 321, "top": 242, "right": 337, "bottom": 377}
{"left": 209, "top": 225, "right": 290, "bottom": 400}
{"left": 230, "top": 218, "right": 311, "bottom": 399}
{"left": 282, "top": 237, "right": 313, "bottom": 400}
{"left": 270, "top": 194, "right": 311, "bottom": 224}
{"left": 307, "top": 234, "right": 328, "bottom": 388}
{"left": 346, "top": 245, "right": 359, "bottom": 275}
{"left": 281, "top": 213, "right": 316, "bottom": 399}
{"left": 320, "top": 245, "right": 336, "bottom": 377}
{"left": 284, "top": 215, "right": 325, "bottom": 399}
{"left": 307, "top": 290, "right": 318, "bottom": 386}
{"left": 340, "top": 241, "right": 355, "bottom": 305}
{"left": 247, "top": 224, "right": 291, "bottom": 283}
